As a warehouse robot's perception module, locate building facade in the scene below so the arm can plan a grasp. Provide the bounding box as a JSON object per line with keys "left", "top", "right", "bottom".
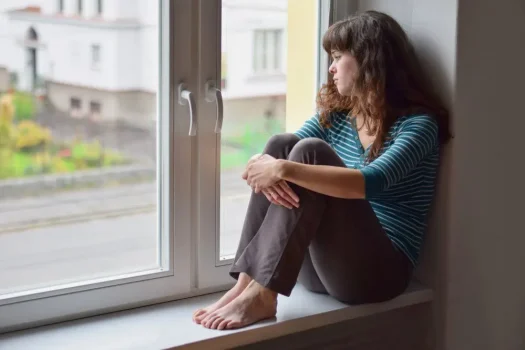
{"left": 0, "top": 0, "right": 287, "bottom": 130}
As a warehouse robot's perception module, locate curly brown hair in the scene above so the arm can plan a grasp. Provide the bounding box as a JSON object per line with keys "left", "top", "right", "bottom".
{"left": 318, "top": 11, "right": 450, "bottom": 161}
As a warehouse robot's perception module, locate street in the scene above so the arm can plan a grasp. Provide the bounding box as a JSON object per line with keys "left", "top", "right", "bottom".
{"left": 0, "top": 192, "right": 250, "bottom": 296}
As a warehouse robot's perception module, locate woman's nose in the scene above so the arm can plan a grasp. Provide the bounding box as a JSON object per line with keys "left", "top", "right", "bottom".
{"left": 328, "top": 62, "right": 336, "bottom": 74}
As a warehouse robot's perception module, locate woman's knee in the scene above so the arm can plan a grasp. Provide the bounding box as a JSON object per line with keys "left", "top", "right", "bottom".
{"left": 288, "top": 138, "right": 332, "bottom": 162}
{"left": 263, "top": 133, "right": 300, "bottom": 156}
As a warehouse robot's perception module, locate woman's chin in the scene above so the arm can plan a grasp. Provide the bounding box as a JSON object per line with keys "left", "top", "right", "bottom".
{"left": 336, "top": 87, "right": 351, "bottom": 97}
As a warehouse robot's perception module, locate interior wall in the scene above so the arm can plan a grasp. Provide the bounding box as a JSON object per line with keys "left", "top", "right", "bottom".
{"left": 357, "top": 1, "right": 525, "bottom": 349}
{"left": 446, "top": 0, "right": 525, "bottom": 349}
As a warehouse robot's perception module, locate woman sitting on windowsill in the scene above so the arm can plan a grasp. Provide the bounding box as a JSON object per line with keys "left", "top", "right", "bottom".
{"left": 193, "top": 10, "right": 450, "bottom": 330}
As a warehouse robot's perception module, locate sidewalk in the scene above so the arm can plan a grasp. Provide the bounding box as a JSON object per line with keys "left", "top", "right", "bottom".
{"left": 0, "top": 170, "right": 251, "bottom": 233}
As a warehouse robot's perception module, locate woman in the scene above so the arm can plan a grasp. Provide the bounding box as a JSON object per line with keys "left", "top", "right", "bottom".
{"left": 193, "top": 10, "right": 450, "bottom": 330}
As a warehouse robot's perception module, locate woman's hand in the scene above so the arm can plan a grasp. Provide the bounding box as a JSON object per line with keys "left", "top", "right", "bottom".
{"left": 242, "top": 154, "right": 281, "bottom": 191}
{"left": 242, "top": 154, "right": 299, "bottom": 209}
{"left": 262, "top": 181, "right": 300, "bottom": 209}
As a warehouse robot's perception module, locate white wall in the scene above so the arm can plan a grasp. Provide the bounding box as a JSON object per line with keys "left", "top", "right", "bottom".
{"left": 104, "top": 0, "right": 139, "bottom": 21}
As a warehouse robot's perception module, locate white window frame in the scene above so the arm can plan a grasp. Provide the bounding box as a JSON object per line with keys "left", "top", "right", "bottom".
{"left": 0, "top": 0, "right": 195, "bottom": 333}
{"left": 195, "top": 0, "right": 336, "bottom": 289}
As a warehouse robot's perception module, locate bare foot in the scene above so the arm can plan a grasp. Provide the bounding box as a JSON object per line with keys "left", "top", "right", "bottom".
{"left": 192, "top": 273, "right": 252, "bottom": 324}
{"left": 200, "top": 280, "right": 278, "bottom": 330}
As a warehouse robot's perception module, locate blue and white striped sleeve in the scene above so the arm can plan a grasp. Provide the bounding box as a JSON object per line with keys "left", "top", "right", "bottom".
{"left": 360, "top": 115, "right": 439, "bottom": 197}
{"left": 293, "top": 115, "right": 328, "bottom": 142}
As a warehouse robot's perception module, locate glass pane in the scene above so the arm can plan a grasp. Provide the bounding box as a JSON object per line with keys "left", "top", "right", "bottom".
{"left": 0, "top": 1, "right": 161, "bottom": 296}
{"left": 220, "top": 1, "right": 288, "bottom": 259}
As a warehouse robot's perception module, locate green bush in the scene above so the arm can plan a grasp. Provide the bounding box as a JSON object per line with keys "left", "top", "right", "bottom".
{"left": 13, "top": 92, "right": 35, "bottom": 121}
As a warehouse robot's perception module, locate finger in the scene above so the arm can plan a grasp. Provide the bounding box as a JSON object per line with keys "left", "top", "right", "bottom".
{"left": 263, "top": 190, "right": 279, "bottom": 205}
{"left": 271, "top": 185, "right": 297, "bottom": 208}
{"left": 262, "top": 190, "right": 272, "bottom": 202}
{"left": 269, "top": 189, "right": 292, "bottom": 209}
{"left": 279, "top": 182, "right": 300, "bottom": 203}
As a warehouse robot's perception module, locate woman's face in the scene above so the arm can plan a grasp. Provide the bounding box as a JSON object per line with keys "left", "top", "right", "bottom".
{"left": 328, "top": 50, "right": 359, "bottom": 96}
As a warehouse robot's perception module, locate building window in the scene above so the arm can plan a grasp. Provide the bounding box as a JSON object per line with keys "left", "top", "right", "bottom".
{"left": 90, "top": 101, "right": 102, "bottom": 121}
{"left": 58, "top": 0, "right": 64, "bottom": 13}
{"left": 70, "top": 97, "right": 82, "bottom": 118}
{"left": 77, "top": 0, "right": 83, "bottom": 15}
{"left": 91, "top": 44, "right": 101, "bottom": 70}
{"left": 97, "top": 0, "right": 103, "bottom": 15}
{"left": 253, "top": 29, "right": 283, "bottom": 74}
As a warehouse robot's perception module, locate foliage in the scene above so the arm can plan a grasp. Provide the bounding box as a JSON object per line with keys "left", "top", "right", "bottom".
{"left": 15, "top": 120, "right": 52, "bottom": 151}
{"left": 0, "top": 94, "right": 16, "bottom": 179}
{"left": 13, "top": 92, "right": 36, "bottom": 121}
{"left": 221, "top": 119, "right": 284, "bottom": 170}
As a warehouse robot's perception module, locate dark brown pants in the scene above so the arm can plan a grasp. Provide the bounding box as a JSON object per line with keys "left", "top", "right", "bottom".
{"left": 230, "top": 133, "right": 412, "bottom": 304}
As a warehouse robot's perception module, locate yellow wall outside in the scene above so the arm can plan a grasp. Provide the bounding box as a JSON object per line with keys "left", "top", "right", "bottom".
{"left": 286, "top": 0, "right": 318, "bottom": 132}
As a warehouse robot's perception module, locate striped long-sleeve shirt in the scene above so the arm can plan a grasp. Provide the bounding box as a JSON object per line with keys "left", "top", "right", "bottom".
{"left": 294, "top": 112, "right": 440, "bottom": 266}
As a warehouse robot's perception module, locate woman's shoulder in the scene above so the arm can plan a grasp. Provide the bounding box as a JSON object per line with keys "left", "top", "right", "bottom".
{"left": 392, "top": 114, "right": 439, "bottom": 135}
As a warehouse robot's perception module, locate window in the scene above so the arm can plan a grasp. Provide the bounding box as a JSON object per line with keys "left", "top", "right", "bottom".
{"left": 97, "top": 0, "right": 103, "bottom": 15}
{"left": 253, "top": 29, "right": 284, "bottom": 74}
{"left": 70, "top": 97, "right": 82, "bottom": 118}
{"left": 89, "top": 101, "right": 102, "bottom": 121}
{"left": 77, "top": 0, "right": 83, "bottom": 15}
{"left": 91, "top": 44, "right": 101, "bottom": 69}
{"left": 0, "top": 0, "right": 329, "bottom": 333}
{"left": 58, "top": 0, "right": 64, "bottom": 13}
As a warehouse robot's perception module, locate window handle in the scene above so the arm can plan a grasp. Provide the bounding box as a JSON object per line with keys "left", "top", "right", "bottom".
{"left": 205, "top": 80, "right": 224, "bottom": 134}
{"left": 178, "top": 83, "right": 196, "bottom": 136}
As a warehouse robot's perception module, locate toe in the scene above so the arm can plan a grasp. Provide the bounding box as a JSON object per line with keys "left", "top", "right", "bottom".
{"left": 203, "top": 314, "right": 219, "bottom": 329}
{"left": 218, "top": 319, "right": 230, "bottom": 330}
{"left": 211, "top": 316, "right": 224, "bottom": 329}
{"left": 195, "top": 312, "right": 208, "bottom": 324}
{"left": 193, "top": 310, "right": 205, "bottom": 323}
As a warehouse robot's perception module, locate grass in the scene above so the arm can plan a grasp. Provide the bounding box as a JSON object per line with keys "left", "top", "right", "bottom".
{"left": 220, "top": 119, "right": 284, "bottom": 170}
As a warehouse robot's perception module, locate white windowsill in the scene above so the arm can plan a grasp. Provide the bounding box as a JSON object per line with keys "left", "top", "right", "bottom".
{"left": 0, "top": 281, "right": 432, "bottom": 350}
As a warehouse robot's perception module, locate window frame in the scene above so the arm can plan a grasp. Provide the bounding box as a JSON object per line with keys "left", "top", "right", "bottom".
{"left": 0, "top": 0, "right": 195, "bottom": 333}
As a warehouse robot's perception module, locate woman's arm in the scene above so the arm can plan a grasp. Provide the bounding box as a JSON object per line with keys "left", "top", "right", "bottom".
{"left": 276, "top": 160, "right": 366, "bottom": 199}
